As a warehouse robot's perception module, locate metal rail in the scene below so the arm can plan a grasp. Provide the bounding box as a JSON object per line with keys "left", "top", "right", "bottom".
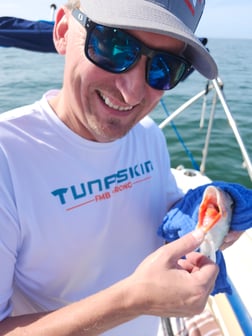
{"left": 212, "top": 78, "right": 252, "bottom": 181}
{"left": 159, "top": 88, "right": 209, "bottom": 129}
{"left": 159, "top": 78, "right": 252, "bottom": 181}
{"left": 227, "top": 276, "right": 252, "bottom": 336}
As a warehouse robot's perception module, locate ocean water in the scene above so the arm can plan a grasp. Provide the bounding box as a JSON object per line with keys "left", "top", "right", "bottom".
{"left": 0, "top": 39, "right": 251, "bottom": 187}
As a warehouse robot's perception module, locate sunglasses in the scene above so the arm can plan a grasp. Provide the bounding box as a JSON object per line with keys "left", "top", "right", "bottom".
{"left": 72, "top": 8, "right": 192, "bottom": 90}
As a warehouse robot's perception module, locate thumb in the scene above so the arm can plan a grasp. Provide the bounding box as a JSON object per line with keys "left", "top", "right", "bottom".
{"left": 168, "top": 228, "right": 205, "bottom": 261}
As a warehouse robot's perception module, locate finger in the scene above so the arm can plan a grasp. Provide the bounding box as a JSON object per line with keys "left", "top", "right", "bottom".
{"left": 178, "top": 252, "right": 219, "bottom": 299}
{"left": 189, "top": 253, "right": 219, "bottom": 284}
{"left": 185, "top": 251, "right": 213, "bottom": 266}
{"left": 177, "top": 257, "right": 200, "bottom": 273}
{"left": 178, "top": 251, "right": 216, "bottom": 273}
{"left": 167, "top": 229, "right": 205, "bottom": 262}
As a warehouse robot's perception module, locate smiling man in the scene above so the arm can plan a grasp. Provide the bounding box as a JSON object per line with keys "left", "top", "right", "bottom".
{"left": 0, "top": 1, "right": 223, "bottom": 335}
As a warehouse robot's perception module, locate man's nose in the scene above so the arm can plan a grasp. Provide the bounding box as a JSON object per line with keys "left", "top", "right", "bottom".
{"left": 114, "top": 57, "right": 147, "bottom": 106}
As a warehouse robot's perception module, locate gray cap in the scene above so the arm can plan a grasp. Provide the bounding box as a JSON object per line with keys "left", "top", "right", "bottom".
{"left": 80, "top": 0, "right": 218, "bottom": 79}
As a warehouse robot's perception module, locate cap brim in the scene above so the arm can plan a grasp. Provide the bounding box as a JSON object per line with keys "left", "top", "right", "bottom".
{"left": 81, "top": 0, "right": 218, "bottom": 79}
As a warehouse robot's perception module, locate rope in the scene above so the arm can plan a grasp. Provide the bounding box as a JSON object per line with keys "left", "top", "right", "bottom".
{"left": 160, "top": 98, "right": 200, "bottom": 171}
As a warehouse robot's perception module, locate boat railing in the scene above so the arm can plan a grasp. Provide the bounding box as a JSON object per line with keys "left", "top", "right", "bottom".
{"left": 158, "top": 77, "right": 252, "bottom": 182}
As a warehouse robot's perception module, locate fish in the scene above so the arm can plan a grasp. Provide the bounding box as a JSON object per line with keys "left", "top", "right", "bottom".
{"left": 196, "top": 185, "right": 234, "bottom": 262}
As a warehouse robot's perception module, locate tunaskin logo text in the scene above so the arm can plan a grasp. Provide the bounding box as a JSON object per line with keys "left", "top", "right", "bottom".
{"left": 51, "top": 160, "right": 153, "bottom": 211}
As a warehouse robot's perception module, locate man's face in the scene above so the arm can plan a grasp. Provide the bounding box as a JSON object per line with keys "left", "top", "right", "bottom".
{"left": 51, "top": 9, "right": 185, "bottom": 143}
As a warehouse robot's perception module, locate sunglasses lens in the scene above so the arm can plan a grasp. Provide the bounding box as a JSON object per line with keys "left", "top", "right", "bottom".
{"left": 147, "top": 53, "right": 189, "bottom": 90}
{"left": 86, "top": 25, "right": 140, "bottom": 73}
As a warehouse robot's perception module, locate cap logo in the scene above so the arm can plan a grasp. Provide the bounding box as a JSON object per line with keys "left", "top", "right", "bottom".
{"left": 184, "top": 0, "right": 202, "bottom": 16}
{"left": 145, "top": 0, "right": 205, "bottom": 31}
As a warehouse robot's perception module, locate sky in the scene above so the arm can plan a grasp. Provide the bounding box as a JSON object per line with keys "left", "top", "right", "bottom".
{"left": 0, "top": 0, "right": 251, "bottom": 39}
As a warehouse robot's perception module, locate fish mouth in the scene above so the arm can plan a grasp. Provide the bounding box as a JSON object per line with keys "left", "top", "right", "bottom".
{"left": 196, "top": 186, "right": 223, "bottom": 233}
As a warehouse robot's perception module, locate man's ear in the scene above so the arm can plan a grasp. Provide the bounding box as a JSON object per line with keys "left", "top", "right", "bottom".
{"left": 53, "top": 7, "right": 69, "bottom": 55}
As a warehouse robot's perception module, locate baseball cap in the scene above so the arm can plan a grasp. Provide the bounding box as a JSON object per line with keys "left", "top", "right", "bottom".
{"left": 79, "top": 0, "right": 218, "bottom": 79}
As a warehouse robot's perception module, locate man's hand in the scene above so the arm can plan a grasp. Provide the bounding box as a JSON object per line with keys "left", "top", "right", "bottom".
{"left": 128, "top": 229, "right": 219, "bottom": 317}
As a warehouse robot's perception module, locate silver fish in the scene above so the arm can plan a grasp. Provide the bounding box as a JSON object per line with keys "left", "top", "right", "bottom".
{"left": 196, "top": 186, "right": 233, "bottom": 262}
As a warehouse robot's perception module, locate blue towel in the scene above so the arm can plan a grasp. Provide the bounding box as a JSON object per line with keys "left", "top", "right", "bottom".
{"left": 158, "top": 181, "right": 252, "bottom": 295}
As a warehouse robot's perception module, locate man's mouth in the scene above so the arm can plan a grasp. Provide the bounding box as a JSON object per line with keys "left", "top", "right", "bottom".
{"left": 99, "top": 92, "right": 133, "bottom": 112}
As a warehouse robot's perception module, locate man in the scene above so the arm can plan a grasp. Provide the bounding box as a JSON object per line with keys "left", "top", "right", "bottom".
{"left": 0, "top": 0, "right": 236, "bottom": 335}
